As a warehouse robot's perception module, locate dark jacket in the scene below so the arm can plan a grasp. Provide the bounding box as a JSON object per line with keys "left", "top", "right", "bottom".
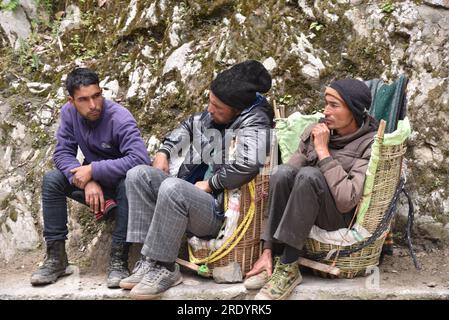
{"left": 158, "top": 94, "right": 274, "bottom": 217}
{"left": 287, "top": 115, "right": 378, "bottom": 213}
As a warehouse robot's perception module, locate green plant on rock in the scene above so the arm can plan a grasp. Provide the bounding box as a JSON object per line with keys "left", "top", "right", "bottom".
{"left": 309, "top": 21, "right": 324, "bottom": 32}
{"left": 17, "top": 39, "right": 42, "bottom": 72}
{"left": 34, "top": 0, "right": 53, "bottom": 13}
{"left": 381, "top": 1, "right": 395, "bottom": 14}
{"left": 0, "top": 0, "right": 20, "bottom": 11}
{"left": 279, "top": 94, "right": 293, "bottom": 106}
{"left": 29, "top": 121, "right": 52, "bottom": 149}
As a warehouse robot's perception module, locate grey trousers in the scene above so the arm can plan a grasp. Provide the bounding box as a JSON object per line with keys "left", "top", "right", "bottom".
{"left": 262, "top": 165, "right": 354, "bottom": 251}
{"left": 125, "top": 165, "right": 223, "bottom": 263}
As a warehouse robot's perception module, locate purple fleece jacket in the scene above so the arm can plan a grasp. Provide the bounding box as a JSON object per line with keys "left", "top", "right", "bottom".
{"left": 53, "top": 99, "right": 150, "bottom": 186}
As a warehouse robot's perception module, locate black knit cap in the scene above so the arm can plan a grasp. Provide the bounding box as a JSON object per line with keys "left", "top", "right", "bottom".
{"left": 210, "top": 60, "right": 272, "bottom": 110}
{"left": 329, "top": 79, "right": 372, "bottom": 127}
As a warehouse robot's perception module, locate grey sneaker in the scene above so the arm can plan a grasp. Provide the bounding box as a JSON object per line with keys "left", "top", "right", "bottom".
{"left": 130, "top": 263, "right": 183, "bottom": 300}
{"left": 119, "top": 256, "right": 155, "bottom": 290}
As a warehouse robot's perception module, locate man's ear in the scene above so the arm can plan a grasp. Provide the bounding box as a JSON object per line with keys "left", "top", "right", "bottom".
{"left": 68, "top": 95, "right": 74, "bottom": 104}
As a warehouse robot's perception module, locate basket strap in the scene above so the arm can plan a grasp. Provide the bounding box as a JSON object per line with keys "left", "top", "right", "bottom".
{"left": 188, "top": 180, "right": 256, "bottom": 265}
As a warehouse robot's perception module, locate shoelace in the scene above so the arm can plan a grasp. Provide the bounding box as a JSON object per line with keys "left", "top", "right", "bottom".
{"left": 142, "top": 265, "right": 171, "bottom": 284}
{"left": 132, "top": 258, "right": 154, "bottom": 275}
{"left": 269, "top": 265, "right": 291, "bottom": 287}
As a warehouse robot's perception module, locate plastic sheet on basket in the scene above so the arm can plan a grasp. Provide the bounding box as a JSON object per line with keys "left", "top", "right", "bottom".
{"left": 308, "top": 223, "right": 372, "bottom": 246}
{"left": 188, "top": 189, "right": 241, "bottom": 252}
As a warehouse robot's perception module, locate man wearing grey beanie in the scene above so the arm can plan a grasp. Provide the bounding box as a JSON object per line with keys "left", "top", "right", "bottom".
{"left": 121, "top": 60, "right": 274, "bottom": 299}
{"left": 246, "top": 78, "right": 379, "bottom": 300}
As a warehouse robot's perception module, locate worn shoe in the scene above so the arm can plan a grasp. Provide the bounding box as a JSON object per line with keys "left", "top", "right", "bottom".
{"left": 244, "top": 271, "right": 270, "bottom": 290}
{"left": 130, "top": 263, "right": 183, "bottom": 300}
{"left": 30, "top": 240, "right": 70, "bottom": 286}
{"left": 95, "top": 199, "right": 117, "bottom": 222}
{"left": 119, "top": 256, "right": 155, "bottom": 290}
{"left": 244, "top": 256, "right": 280, "bottom": 290}
{"left": 254, "top": 260, "right": 302, "bottom": 300}
{"left": 107, "top": 243, "right": 130, "bottom": 288}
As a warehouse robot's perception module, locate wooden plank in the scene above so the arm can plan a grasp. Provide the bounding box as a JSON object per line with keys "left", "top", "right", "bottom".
{"left": 377, "top": 119, "right": 386, "bottom": 139}
{"left": 297, "top": 257, "right": 341, "bottom": 276}
{"left": 176, "top": 258, "right": 199, "bottom": 271}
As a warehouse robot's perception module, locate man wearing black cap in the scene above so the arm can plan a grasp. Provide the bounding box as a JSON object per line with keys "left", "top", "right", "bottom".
{"left": 120, "top": 60, "right": 274, "bottom": 299}
{"left": 245, "top": 79, "right": 378, "bottom": 300}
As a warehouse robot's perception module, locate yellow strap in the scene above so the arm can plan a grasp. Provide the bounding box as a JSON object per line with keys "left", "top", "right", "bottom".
{"left": 188, "top": 180, "right": 256, "bottom": 265}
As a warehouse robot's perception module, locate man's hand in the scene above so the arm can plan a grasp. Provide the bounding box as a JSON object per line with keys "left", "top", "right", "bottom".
{"left": 84, "top": 181, "right": 105, "bottom": 214}
{"left": 311, "top": 123, "right": 331, "bottom": 160}
{"left": 245, "top": 248, "right": 273, "bottom": 278}
{"left": 195, "top": 180, "right": 212, "bottom": 193}
{"left": 152, "top": 152, "right": 169, "bottom": 174}
{"left": 70, "top": 164, "right": 93, "bottom": 189}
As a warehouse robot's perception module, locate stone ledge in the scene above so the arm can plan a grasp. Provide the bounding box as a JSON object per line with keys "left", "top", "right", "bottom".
{"left": 1, "top": 267, "right": 448, "bottom": 300}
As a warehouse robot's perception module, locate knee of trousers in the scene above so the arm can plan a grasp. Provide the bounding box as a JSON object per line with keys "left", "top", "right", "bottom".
{"left": 158, "top": 177, "right": 185, "bottom": 202}
{"left": 42, "top": 169, "right": 66, "bottom": 192}
{"left": 125, "top": 165, "right": 151, "bottom": 187}
{"left": 295, "top": 166, "right": 323, "bottom": 185}
{"left": 270, "top": 164, "right": 297, "bottom": 186}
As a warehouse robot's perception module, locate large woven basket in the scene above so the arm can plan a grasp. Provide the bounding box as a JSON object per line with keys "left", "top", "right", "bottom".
{"left": 305, "top": 124, "right": 407, "bottom": 278}
{"left": 190, "top": 166, "right": 270, "bottom": 274}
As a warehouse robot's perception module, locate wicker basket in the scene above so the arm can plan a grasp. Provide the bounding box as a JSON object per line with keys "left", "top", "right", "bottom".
{"left": 190, "top": 167, "right": 270, "bottom": 274}
{"left": 305, "top": 123, "right": 407, "bottom": 278}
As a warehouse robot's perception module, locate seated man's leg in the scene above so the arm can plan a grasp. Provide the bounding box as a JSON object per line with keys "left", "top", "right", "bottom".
{"left": 274, "top": 166, "right": 350, "bottom": 250}
{"left": 257, "top": 166, "right": 348, "bottom": 300}
{"left": 261, "top": 164, "right": 299, "bottom": 251}
{"left": 31, "top": 169, "right": 78, "bottom": 285}
{"left": 130, "top": 177, "right": 222, "bottom": 299}
{"left": 125, "top": 165, "right": 169, "bottom": 243}
{"left": 119, "top": 165, "right": 169, "bottom": 289}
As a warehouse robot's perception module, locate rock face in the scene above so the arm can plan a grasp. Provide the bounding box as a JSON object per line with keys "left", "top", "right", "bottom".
{"left": 0, "top": 1, "right": 34, "bottom": 49}
{"left": 1, "top": 0, "right": 449, "bottom": 264}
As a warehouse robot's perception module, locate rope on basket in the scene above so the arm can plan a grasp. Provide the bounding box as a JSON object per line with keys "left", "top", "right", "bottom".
{"left": 188, "top": 180, "right": 256, "bottom": 265}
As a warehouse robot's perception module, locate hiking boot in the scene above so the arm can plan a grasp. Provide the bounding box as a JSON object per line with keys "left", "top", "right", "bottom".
{"left": 30, "top": 240, "right": 69, "bottom": 286}
{"left": 107, "top": 243, "right": 130, "bottom": 288}
{"left": 130, "top": 263, "right": 183, "bottom": 300}
{"left": 244, "top": 257, "right": 280, "bottom": 290}
{"left": 119, "top": 256, "right": 155, "bottom": 290}
{"left": 96, "top": 199, "right": 117, "bottom": 222}
{"left": 254, "top": 260, "right": 302, "bottom": 300}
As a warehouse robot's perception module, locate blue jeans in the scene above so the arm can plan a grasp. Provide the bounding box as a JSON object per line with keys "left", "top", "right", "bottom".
{"left": 42, "top": 169, "right": 129, "bottom": 245}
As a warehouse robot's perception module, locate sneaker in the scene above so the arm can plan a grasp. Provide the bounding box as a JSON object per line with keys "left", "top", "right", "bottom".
{"left": 243, "top": 256, "right": 280, "bottom": 290}
{"left": 254, "top": 260, "right": 302, "bottom": 300}
{"left": 130, "top": 263, "right": 183, "bottom": 300}
{"left": 95, "top": 199, "right": 117, "bottom": 222}
{"left": 244, "top": 271, "right": 269, "bottom": 290}
{"left": 119, "top": 256, "right": 155, "bottom": 290}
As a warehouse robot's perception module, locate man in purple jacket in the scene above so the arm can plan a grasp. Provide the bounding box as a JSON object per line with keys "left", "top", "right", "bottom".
{"left": 30, "top": 68, "right": 150, "bottom": 288}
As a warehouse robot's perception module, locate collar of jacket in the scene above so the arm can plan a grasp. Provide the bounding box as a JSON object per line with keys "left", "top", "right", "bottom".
{"left": 328, "top": 115, "right": 378, "bottom": 149}
{"left": 219, "top": 93, "right": 266, "bottom": 128}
